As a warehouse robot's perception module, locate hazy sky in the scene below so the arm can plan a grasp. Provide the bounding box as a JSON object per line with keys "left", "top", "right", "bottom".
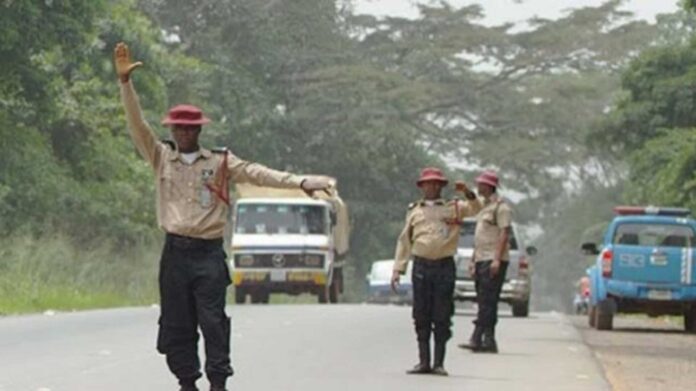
{"left": 354, "top": 0, "right": 679, "bottom": 25}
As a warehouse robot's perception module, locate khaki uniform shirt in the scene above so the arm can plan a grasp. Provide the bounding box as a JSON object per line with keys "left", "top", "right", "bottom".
{"left": 120, "top": 81, "right": 304, "bottom": 239}
{"left": 474, "top": 194, "right": 513, "bottom": 262}
{"left": 394, "top": 198, "right": 482, "bottom": 273}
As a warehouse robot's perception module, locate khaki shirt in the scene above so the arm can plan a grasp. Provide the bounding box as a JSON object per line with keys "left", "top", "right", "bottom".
{"left": 394, "top": 198, "right": 482, "bottom": 273}
{"left": 474, "top": 195, "right": 513, "bottom": 262}
{"left": 120, "top": 81, "right": 304, "bottom": 239}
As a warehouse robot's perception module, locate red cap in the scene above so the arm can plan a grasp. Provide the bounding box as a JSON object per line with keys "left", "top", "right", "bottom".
{"left": 417, "top": 167, "right": 449, "bottom": 186}
{"left": 161, "top": 104, "right": 211, "bottom": 126}
{"left": 476, "top": 171, "right": 499, "bottom": 188}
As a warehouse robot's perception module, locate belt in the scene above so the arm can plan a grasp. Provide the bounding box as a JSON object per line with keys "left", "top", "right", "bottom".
{"left": 166, "top": 233, "right": 223, "bottom": 249}
{"left": 413, "top": 256, "right": 454, "bottom": 267}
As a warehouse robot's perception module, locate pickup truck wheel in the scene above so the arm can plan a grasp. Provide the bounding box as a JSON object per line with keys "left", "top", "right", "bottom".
{"left": 512, "top": 301, "right": 529, "bottom": 317}
{"left": 684, "top": 307, "right": 696, "bottom": 333}
{"left": 588, "top": 305, "right": 597, "bottom": 328}
{"left": 595, "top": 300, "right": 614, "bottom": 331}
{"left": 234, "top": 287, "right": 247, "bottom": 305}
{"left": 251, "top": 290, "right": 269, "bottom": 304}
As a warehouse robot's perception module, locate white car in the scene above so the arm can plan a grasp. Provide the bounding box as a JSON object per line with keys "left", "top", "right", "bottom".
{"left": 366, "top": 260, "right": 413, "bottom": 305}
{"left": 453, "top": 218, "right": 537, "bottom": 317}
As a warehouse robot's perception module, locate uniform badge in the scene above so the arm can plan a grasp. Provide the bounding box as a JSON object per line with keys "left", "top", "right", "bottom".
{"left": 199, "top": 169, "right": 214, "bottom": 208}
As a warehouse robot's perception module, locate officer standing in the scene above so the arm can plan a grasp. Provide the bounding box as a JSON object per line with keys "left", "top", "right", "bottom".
{"left": 459, "top": 171, "right": 513, "bottom": 353}
{"left": 391, "top": 167, "right": 481, "bottom": 376}
{"left": 114, "top": 42, "right": 331, "bottom": 391}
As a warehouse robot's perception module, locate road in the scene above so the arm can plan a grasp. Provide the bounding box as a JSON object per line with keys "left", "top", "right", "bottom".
{"left": 572, "top": 315, "right": 696, "bottom": 391}
{"left": 0, "top": 305, "right": 608, "bottom": 391}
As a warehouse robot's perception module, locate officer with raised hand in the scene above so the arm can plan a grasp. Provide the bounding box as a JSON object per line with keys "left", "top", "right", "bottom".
{"left": 391, "top": 167, "right": 481, "bottom": 376}
{"left": 459, "top": 171, "right": 513, "bottom": 354}
{"left": 114, "top": 42, "right": 330, "bottom": 391}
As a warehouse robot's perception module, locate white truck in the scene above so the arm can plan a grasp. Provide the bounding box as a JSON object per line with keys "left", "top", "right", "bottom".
{"left": 229, "top": 180, "right": 349, "bottom": 304}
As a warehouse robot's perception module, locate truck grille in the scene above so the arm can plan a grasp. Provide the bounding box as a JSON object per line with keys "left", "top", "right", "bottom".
{"left": 234, "top": 253, "right": 325, "bottom": 269}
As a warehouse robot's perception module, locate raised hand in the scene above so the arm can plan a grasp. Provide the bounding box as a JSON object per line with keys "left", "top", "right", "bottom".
{"left": 301, "top": 176, "right": 333, "bottom": 197}
{"left": 113, "top": 42, "right": 143, "bottom": 82}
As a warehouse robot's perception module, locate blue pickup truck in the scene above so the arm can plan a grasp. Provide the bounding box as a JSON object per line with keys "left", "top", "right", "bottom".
{"left": 582, "top": 206, "right": 696, "bottom": 332}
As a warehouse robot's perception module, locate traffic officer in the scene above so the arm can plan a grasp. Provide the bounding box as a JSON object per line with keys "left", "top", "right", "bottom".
{"left": 114, "top": 42, "right": 331, "bottom": 391}
{"left": 391, "top": 167, "right": 481, "bottom": 376}
{"left": 459, "top": 171, "right": 512, "bottom": 353}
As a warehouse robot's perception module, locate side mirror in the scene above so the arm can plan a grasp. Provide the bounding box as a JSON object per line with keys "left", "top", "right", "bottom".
{"left": 581, "top": 243, "right": 599, "bottom": 256}
{"left": 526, "top": 246, "right": 538, "bottom": 256}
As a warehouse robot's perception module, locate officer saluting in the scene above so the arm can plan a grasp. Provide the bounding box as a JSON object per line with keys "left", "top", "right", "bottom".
{"left": 114, "top": 42, "right": 331, "bottom": 391}
{"left": 391, "top": 167, "right": 481, "bottom": 376}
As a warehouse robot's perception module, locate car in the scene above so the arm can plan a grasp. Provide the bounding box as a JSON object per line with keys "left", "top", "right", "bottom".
{"left": 453, "top": 218, "right": 537, "bottom": 317}
{"left": 582, "top": 206, "right": 696, "bottom": 332}
{"left": 366, "top": 259, "right": 413, "bottom": 305}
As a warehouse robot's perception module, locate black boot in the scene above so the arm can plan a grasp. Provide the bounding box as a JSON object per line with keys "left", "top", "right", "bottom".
{"left": 458, "top": 324, "right": 483, "bottom": 351}
{"left": 431, "top": 342, "right": 448, "bottom": 376}
{"left": 178, "top": 380, "right": 198, "bottom": 391}
{"left": 406, "top": 342, "right": 431, "bottom": 374}
{"left": 477, "top": 328, "right": 498, "bottom": 353}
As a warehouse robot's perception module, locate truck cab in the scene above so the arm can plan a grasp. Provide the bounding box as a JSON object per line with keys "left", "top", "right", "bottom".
{"left": 582, "top": 206, "right": 696, "bottom": 332}
{"left": 229, "top": 183, "right": 349, "bottom": 304}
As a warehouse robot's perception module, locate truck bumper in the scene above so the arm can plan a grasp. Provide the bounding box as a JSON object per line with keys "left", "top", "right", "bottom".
{"left": 606, "top": 280, "right": 696, "bottom": 302}
{"left": 232, "top": 270, "right": 328, "bottom": 290}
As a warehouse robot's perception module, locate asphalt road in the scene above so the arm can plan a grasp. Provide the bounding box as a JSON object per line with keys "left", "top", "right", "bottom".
{"left": 572, "top": 315, "right": 696, "bottom": 391}
{"left": 0, "top": 305, "right": 609, "bottom": 391}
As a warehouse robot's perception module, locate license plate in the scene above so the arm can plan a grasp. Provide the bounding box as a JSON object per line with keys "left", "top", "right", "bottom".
{"left": 647, "top": 289, "right": 672, "bottom": 300}
{"left": 270, "top": 270, "right": 286, "bottom": 282}
{"left": 650, "top": 255, "right": 668, "bottom": 266}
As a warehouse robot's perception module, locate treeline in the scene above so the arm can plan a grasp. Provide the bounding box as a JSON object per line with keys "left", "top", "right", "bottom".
{"left": 1, "top": 0, "right": 694, "bottom": 312}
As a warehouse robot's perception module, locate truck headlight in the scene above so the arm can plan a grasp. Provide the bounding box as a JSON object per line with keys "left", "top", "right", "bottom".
{"left": 304, "top": 255, "right": 322, "bottom": 267}
{"left": 238, "top": 255, "right": 255, "bottom": 267}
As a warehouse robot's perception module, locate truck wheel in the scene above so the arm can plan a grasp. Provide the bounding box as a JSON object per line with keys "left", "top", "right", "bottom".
{"left": 317, "top": 285, "right": 328, "bottom": 304}
{"left": 512, "top": 301, "right": 529, "bottom": 317}
{"left": 588, "top": 305, "right": 597, "bottom": 328}
{"left": 329, "top": 281, "right": 340, "bottom": 304}
{"left": 234, "top": 287, "right": 247, "bottom": 305}
{"left": 684, "top": 307, "right": 696, "bottom": 333}
{"left": 595, "top": 299, "right": 614, "bottom": 331}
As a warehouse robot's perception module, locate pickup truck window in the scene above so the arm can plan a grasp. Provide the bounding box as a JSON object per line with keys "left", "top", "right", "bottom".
{"left": 458, "top": 221, "right": 518, "bottom": 250}
{"left": 235, "top": 204, "right": 327, "bottom": 235}
{"left": 613, "top": 223, "right": 694, "bottom": 248}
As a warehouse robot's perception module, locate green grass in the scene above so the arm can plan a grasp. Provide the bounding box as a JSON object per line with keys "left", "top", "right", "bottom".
{"left": 0, "top": 235, "right": 160, "bottom": 315}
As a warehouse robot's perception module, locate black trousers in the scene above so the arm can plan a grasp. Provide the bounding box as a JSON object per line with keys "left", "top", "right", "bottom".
{"left": 474, "top": 260, "right": 509, "bottom": 331}
{"left": 157, "top": 233, "right": 234, "bottom": 386}
{"left": 411, "top": 257, "right": 456, "bottom": 345}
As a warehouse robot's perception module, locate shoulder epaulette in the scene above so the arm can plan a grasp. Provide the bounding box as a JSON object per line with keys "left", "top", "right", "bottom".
{"left": 211, "top": 147, "right": 229, "bottom": 154}
{"left": 161, "top": 139, "right": 176, "bottom": 150}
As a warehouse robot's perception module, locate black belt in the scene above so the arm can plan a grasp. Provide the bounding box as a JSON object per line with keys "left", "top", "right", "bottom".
{"left": 166, "top": 233, "right": 223, "bottom": 249}
{"left": 413, "top": 256, "right": 454, "bottom": 267}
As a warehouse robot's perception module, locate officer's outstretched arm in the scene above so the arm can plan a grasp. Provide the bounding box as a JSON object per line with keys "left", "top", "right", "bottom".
{"left": 114, "top": 42, "right": 163, "bottom": 169}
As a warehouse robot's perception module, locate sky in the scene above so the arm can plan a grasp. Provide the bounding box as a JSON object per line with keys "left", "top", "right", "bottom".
{"left": 353, "top": 0, "right": 680, "bottom": 25}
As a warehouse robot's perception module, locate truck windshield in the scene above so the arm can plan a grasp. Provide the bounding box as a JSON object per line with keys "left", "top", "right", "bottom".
{"left": 613, "top": 223, "right": 694, "bottom": 248}
{"left": 235, "top": 204, "right": 327, "bottom": 235}
{"left": 458, "top": 221, "right": 518, "bottom": 249}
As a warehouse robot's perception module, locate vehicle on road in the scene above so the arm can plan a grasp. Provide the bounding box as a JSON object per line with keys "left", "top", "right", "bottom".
{"left": 229, "top": 181, "right": 349, "bottom": 304}
{"left": 366, "top": 259, "right": 413, "bottom": 305}
{"left": 582, "top": 206, "right": 696, "bottom": 332}
{"left": 453, "top": 217, "right": 537, "bottom": 317}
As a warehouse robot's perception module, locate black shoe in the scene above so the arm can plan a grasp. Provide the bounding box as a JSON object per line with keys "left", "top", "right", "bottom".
{"left": 210, "top": 388, "right": 227, "bottom": 391}
{"left": 431, "top": 366, "right": 449, "bottom": 376}
{"left": 458, "top": 341, "right": 482, "bottom": 351}
{"left": 179, "top": 386, "right": 198, "bottom": 391}
{"left": 475, "top": 340, "right": 498, "bottom": 354}
{"left": 406, "top": 363, "right": 432, "bottom": 375}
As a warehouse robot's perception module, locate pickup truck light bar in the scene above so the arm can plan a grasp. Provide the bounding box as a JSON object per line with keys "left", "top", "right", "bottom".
{"left": 613, "top": 206, "right": 691, "bottom": 217}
